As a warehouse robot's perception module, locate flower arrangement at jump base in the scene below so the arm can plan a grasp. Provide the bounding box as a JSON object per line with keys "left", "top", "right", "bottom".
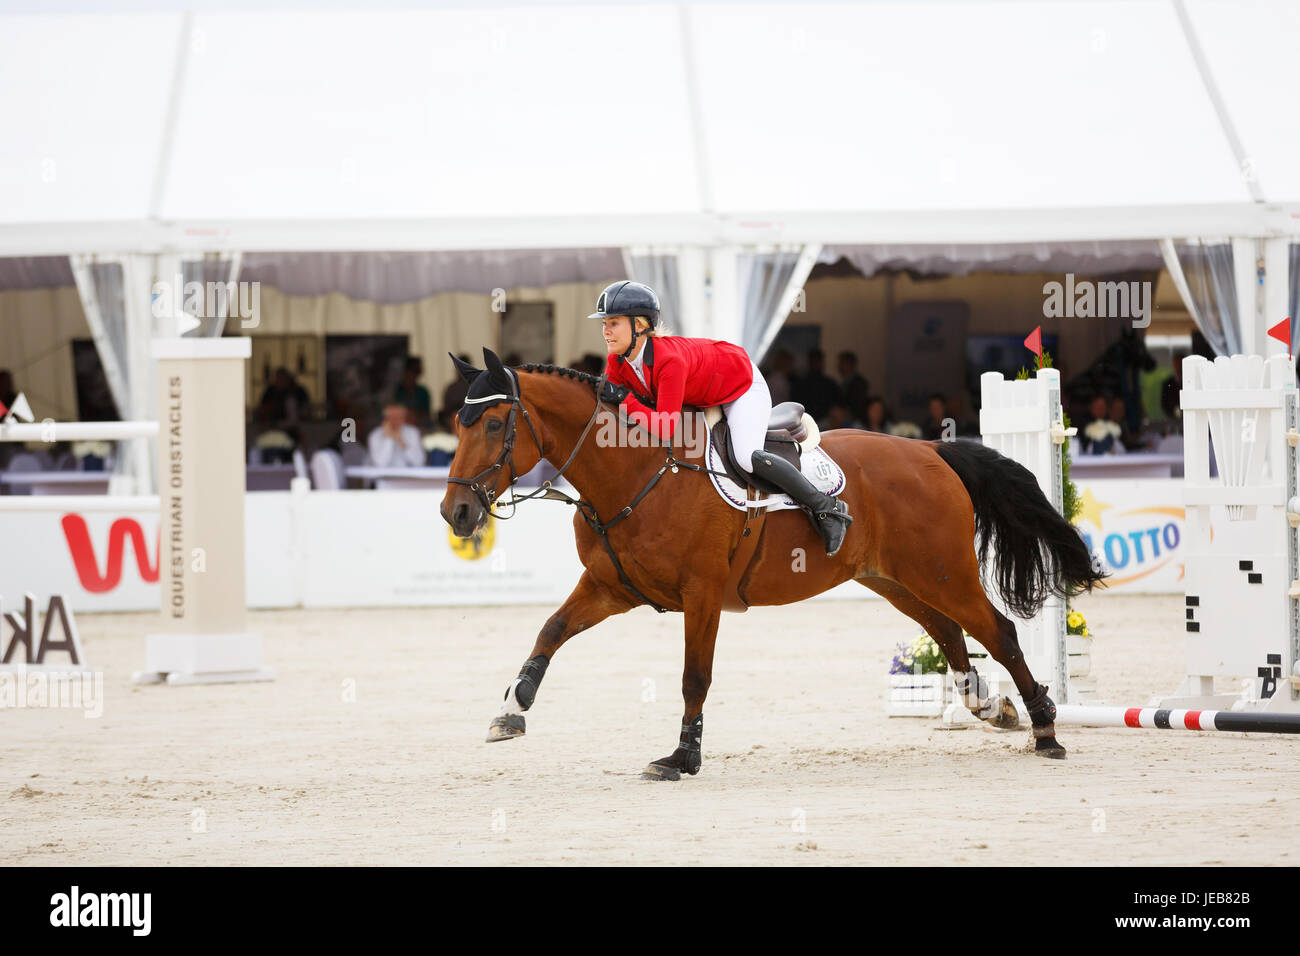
{"left": 886, "top": 633, "right": 949, "bottom": 717}
{"left": 1066, "top": 607, "right": 1095, "bottom": 684}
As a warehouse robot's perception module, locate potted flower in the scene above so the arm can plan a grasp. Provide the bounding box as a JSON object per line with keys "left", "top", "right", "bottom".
{"left": 1082, "top": 418, "right": 1123, "bottom": 454}
{"left": 1066, "top": 608, "right": 1093, "bottom": 678}
{"left": 887, "top": 421, "right": 923, "bottom": 439}
{"left": 887, "top": 633, "right": 948, "bottom": 717}
{"left": 71, "top": 440, "right": 113, "bottom": 471}
{"left": 254, "top": 429, "right": 295, "bottom": 464}
{"left": 422, "top": 430, "right": 459, "bottom": 466}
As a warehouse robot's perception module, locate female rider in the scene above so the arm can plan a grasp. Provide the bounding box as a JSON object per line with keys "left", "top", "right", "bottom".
{"left": 589, "top": 280, "right": 852, "bottom": 557}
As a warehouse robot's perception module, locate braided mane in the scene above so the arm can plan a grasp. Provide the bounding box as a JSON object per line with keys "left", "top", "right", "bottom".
{"left": 518, "top": 363, "right": 602, "bottom": 392}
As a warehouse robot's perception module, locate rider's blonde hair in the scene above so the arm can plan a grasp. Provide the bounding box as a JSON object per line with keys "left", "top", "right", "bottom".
{"left": 634, "top": 315, "right": 671, "bottom": 337}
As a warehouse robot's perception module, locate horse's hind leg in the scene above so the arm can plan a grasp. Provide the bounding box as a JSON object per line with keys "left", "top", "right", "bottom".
{"left": 888, "top": 569, "right": 1066, "bottom": 758}
{"left": 859, "top": 577, "right": 1019, "bottom": 731}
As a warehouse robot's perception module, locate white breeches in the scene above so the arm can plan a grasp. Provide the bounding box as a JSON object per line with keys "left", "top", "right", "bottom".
{"left": 722, "top": 361, "right": 772, "bottom": 474}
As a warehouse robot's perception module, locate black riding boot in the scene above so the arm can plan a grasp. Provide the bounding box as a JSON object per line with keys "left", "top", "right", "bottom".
{"left": 751, "top": 449, "right": 853, "bottom": 557}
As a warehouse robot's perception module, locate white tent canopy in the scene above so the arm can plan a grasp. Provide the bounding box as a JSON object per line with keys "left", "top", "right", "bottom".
{"left": 2, "top": 0, "right": 1300, "bottom": 256}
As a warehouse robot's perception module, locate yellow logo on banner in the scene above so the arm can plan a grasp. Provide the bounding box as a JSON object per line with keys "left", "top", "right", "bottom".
{"left": 449, "top": 516, "right": 495, "bottom": 561}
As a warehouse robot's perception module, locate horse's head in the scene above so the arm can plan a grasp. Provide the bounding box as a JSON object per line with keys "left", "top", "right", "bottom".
{"left": 440, "top": 347, "right": 546, "bottom": 538}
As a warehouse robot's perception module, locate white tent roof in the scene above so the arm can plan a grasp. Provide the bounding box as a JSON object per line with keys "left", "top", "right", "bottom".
{"left": 2, "top": 0, "right": 1298, "bottom": 255}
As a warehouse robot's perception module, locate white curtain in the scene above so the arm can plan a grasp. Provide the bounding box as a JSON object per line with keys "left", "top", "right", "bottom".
{"left": 738, "top": 248, "right": 801, "bottom": 360}
{"left": 86, "top": 260, "right": 133, "bottom": 418}
{"left": 624, "top": 251, "right": 682, "bottom": 332}
{"left": 1160, "top": 240, "right": 1241, "bottom": 356}
{"left": 180, "top": 257, "right": 241, "bottom": 337}
{"left": 1290, "top": 244, "right": 1300, "bottom": 356}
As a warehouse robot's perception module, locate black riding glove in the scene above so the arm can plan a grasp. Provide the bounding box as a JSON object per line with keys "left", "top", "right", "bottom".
{"left": 599, "top": 381, "right": 629, "bottom": 405}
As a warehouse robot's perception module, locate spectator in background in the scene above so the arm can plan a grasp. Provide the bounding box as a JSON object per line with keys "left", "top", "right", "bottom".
{"left": 836, "top": 352, "right": 870, "bottom": 424}
{"left": 1081, "top": 393, "right": 1123, "bottom": 454}
{"left": 864, "top": 396, "right": 893, "bottom": 434}
{"left": 394, "top": 357, "right": 432, "bottom": 428}
{"left": 763, "top": 349, "right": 795, "bottom": 405}
{"left": 441, "top": 355, "right": 472, "bottom": 423}
{"left": 257, "top": 367, "right": 310, "bottom": 425}
{"left": 368, "top": 403, "right": 426, "bottom": 468}
{"left": 1110, "top": 395, "right": 1148, "bottom": 451}
{"left": 824, "top": 403, "right": 865, "bottom": 431}
{"left": 1160, "top": 352, "right": 1186, "bottom": 427}
{"left": 0, "top": 370, "right": 14, "bottom": 467}
{"left": 946, "top": 394, "right": 980, "bottom": 437}
{"left": 794, "top": 349, "right": 841, "bottom": 423}
{"left": 922, "top": 393, "right": 949, "bottom": 441}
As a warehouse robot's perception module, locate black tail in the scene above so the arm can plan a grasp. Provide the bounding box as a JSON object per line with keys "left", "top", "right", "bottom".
{"left": 934, "top": 439, "right": 1106, "bottom": 618}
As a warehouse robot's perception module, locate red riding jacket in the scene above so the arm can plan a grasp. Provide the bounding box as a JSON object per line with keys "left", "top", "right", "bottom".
{"left": 603, "top": 335, "right": 755, "bottom": 442}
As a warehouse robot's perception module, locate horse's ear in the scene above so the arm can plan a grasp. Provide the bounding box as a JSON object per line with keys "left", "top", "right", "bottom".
{"left": 482, "top": 348, "right": 511, "bottom": 390}
{"left": 449, "top": 352, "right": 480, "bottom": 383}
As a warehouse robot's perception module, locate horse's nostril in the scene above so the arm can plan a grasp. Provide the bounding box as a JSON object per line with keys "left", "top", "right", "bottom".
{"left": 453, "top": 503, "right": 469, "bottom": 527}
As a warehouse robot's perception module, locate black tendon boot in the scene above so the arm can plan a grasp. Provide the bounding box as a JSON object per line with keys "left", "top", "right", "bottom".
{"left": 751, "top": 449, "right": 853, "bottom": 556}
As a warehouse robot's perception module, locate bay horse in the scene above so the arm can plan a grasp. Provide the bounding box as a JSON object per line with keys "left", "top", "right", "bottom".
{"left": 440, "top": 348, "right": 1104, "bottom": 778}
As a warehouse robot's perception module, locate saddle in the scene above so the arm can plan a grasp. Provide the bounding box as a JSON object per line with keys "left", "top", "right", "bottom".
{"left": 698, "top": 401, "right": 821, "bottom": 614}
{"left": 706, "top": 401, "right": 820, "bottom": 495}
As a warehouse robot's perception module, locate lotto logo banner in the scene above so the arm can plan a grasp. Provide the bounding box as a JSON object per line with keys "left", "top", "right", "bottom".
{"left": 1072, "top": 478, "right": 1184, "bottom": 594}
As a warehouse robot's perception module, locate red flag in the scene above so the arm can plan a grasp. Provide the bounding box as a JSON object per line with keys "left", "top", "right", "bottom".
{"left": 1024, "top": 326, "right": 1043, "bottom": 357}
{"left": 1268, "top": 317, "right": 1291, "bottom": 352}
{"left": 0, "top": 398, "right": 7, "bottom": 418}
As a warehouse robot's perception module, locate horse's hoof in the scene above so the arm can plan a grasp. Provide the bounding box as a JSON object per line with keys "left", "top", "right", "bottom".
{"left": 640, "top": 762, "right": 682, "bottom": 782}
{"left": 485, "top": 714, "right": 525, "bottom": 742}
{"left": 1034, "top": 736, "right": 1067, "bottom": 759}
{"left": 985, "top": 696, "right": 1021, "bottom": 731}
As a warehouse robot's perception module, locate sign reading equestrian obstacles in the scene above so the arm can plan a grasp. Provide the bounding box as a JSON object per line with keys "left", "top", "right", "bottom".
{"left": 133, "top": 337, "right": 274, "bottom": 686}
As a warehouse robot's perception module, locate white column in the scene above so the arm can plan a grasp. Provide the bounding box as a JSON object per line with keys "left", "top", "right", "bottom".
{"left": 707, "top": 245, "right": 740, "bottom": 344}
{"left": 121, "top": 255, "right": 160, "bottom": 494}
{"left": 674, "top": 246, "right": 709, "bottom": 337}
{"left": 1232, "top": 237, "right": 1261, "bottom": 356}
{"left": 1264, "top": 238, "right": 1292, "bottom": 364}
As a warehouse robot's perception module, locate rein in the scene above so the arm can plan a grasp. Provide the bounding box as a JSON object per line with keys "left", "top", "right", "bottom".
{"left": 447, "top": 368, "right": 732, "bottom": 614}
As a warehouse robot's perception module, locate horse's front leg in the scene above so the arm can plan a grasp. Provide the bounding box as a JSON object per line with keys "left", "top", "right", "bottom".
{"left": 487, "top": 571, "right": 633, "bottom": 742}
{"left": 641, "top": 590, "right": 723, "bottom": 781}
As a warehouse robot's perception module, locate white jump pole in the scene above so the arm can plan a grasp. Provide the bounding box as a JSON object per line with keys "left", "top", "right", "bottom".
{"left": 1056, "top": 704, "right": 1300, "bottom": 735}
{"left": 133, "top": 337, "right": 274, "bottom": 686}
{"left": 0, "top": 421, "right": 159, "bottom": 442}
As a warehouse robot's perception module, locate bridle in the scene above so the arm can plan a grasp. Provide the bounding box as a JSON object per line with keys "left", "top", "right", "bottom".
{"left": 445, "top": 365, "right": 608, "bottom": 520}
{"left": 445, "top": 365, "right": 730, "bottom": 614}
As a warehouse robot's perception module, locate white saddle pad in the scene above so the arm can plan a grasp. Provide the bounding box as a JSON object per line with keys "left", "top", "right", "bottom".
{"left": 705, "top": 436, "right": 847, "bottom": 512}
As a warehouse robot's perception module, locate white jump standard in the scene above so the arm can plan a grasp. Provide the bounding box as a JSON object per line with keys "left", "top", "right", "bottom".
{"left": 974, "top": 353, "right": 1300, "bottom": 737}
{"left": 1161, "top": 354, "right": 1300, "bottom": 715}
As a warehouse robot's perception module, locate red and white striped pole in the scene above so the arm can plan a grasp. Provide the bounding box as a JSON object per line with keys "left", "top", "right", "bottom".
{"left": 1056, "top": 705, "right": 1300, "bottom": 735}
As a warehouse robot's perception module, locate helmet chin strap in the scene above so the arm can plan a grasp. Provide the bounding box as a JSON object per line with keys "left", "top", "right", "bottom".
{"left": 620, "top": 324, "right": 648, "bottom": 360}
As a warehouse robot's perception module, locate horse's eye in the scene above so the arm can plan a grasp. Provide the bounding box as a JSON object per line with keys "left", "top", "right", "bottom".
{"left": 485, "top": 418, "right": 503, "bottom": 434}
